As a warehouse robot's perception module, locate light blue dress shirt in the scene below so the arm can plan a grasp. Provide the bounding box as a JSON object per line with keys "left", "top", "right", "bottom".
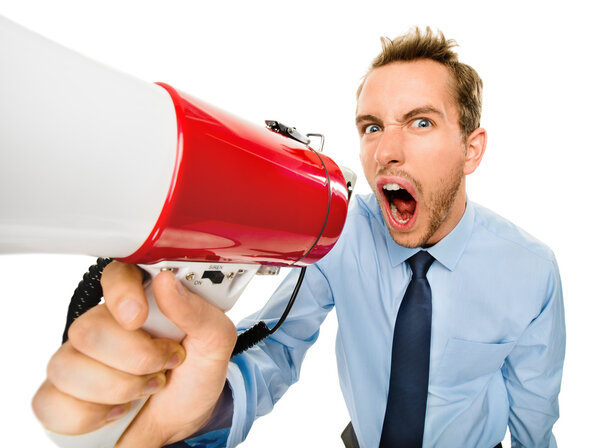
{"left": 184, "top": 194, "right": 565, "bottom": 448}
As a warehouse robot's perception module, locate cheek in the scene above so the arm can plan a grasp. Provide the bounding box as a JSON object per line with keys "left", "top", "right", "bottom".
{"left": 416, "top": 152, "right": 465, "bottom": 194}
{"left": 427, "top": 157, "right": 465, "bottom": 194}
{"left": 418, "top": 135, "right": 465, "bottom": 169}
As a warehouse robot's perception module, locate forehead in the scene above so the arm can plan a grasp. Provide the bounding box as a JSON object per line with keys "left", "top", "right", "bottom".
{"left": 357, "top": 60, "right": 457, "bottom": 118}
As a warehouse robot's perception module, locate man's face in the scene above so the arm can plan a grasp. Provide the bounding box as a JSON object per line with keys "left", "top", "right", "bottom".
{"left": 356, "top": 59, "right": 471, "bottom": 248}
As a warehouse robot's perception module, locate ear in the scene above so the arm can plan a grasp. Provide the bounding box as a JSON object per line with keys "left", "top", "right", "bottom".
{"left": 463, "top": 127, "right": 487, "bottom": 175}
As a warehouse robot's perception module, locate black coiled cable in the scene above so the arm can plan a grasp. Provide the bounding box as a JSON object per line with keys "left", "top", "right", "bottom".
{"left": 231, "top": 266, "right": 306, "bottom": 356}
{"left": 62, "top": 257, "right": 113, "bottom": 343}
{"left": 62, "top": 260, "right": 306, "bottom": 358}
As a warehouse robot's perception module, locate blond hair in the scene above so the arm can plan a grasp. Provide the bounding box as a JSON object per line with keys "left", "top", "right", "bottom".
{"left": 358, "top": 27, "right": 483, "bottom": 138}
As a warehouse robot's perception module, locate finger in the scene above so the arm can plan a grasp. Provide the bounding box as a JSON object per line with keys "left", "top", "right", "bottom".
{"left": 47, "top": 341, "right": 167, "bottom": 404}
{"left": 101, "top": 261, "right": 148, "bottom": 330}
{"left": 32, "top": 380, "right": 130, "bottom": 435}
{"left": 152, "top": 271, "right": 238, "bottom": 361}
{"left": 115, "top": 272, "right": 237, "bottom": 447}
{"left": 68, "top": 305, "right": 185, "bottom": 375}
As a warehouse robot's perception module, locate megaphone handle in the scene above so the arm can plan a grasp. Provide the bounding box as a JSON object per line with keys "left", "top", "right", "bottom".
{"left": 46, "top": 397, "right": 147, "bottom": 447}
{"left": 46, "top": 272, "right": 185, "bottom": 447}
{"left": 47, "top": 262, "right": 260, "bottom": 447}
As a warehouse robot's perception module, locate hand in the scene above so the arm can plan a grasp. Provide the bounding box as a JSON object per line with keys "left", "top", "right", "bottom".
{"left": 32, "top": 261, "right": 238, "bottom": 447}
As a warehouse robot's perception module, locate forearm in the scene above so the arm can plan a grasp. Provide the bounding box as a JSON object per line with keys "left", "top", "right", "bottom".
{"left": 504, "top": 257, "right": 565, "bottom": 446}
{"left": 226, "top": 267, "right": 333, "bottom": 443}
{"left": 171, "top": 266, "right": 333, "bottom": 447}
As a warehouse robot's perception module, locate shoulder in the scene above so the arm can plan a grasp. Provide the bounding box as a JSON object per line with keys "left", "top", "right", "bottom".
{"left": 324, "top": 193, "right": 384, "bottom": 238}
{"left": 470, "top": 202, "right": 556, "bottom": 264}
{"left": 467, "top": 203, "right": 562, "bottom": 312}
{"left": 339, "top": 193, "right": 386, "bottom": 242}
{"left": 349, "top": 193, "right": 380, "bottom": 220}
{"left": 316, "top": 194, "right": 386, "bottom": 266}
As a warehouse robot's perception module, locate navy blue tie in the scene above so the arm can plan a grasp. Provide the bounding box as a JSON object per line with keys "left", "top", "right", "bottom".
{"left": 380, "top": 250, "right": 435, "bottom": 448}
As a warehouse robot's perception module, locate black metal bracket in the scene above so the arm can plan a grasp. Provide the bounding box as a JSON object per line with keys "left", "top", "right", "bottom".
{"left": 265, "top": 120, "right": 311, "bottom": 146}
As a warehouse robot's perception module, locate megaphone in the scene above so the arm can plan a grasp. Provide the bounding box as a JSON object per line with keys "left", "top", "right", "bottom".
{"left": 0, "top": 16, "right": 355, "bottom": 448}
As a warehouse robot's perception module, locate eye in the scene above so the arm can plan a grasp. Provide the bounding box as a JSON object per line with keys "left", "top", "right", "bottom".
{"left": 411, "top": 118, "right": 432, "bottom": 128}
{"left": 364, "top": 124, "right": 382, "bottom": 134}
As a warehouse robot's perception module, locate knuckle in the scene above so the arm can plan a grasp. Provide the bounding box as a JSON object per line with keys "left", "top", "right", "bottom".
{"left": 67, "top": 313, "right": 101, "bottom": 352}
{"left": 101, "top": 262, "right": 143, "bottom": 290}
{"left": 193, "top": 317, "right": 238, "bottom": 358}
{"left": 31, "top": 383, "right": 51, "bottom": 423}
{"left": 32, "top": 381, "right": 109, "bottom": 435}
{"left": 125, "top": 337, "right": 179, "bottom": 375}
{"left": 66, "top": 413, "right": 101, "bottom": 435}
{"left": 109, "top": 381, "right": 136, "bottom": 403}
{"left": 215, "top": 314, "right": 238, "bottom": 344}
{"left": 61, "top": 407, "right": 107, "bottom": 435}
{"left": 99, "top": 260, "right": 119, "bottom": 288}
{"left": 129, "top": 346, "right": 163, "bottom": 375}
{"left": 46, "top": 348, "right": 69, "bottom": 385}
{"left": 221, "top": 319, "right": 238, "bottom": 348}
{"left": 108, "top": 374, "right": 148, "bottom": 402}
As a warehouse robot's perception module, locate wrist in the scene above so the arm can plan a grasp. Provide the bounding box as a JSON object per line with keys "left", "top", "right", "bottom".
{"left": 162, "top": 382, "right": 233, "bottom": 447}
{"left": 191, "top": 382, "right": 233, "bottom": 436}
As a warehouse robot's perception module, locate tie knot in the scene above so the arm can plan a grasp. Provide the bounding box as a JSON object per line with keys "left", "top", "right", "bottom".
{"left": 407, "top": 250, "right": 435, "bottom": 279}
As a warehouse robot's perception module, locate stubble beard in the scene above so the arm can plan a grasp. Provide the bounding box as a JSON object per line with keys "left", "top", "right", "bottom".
{"left": 380, "top": 163, "right": 465, "bottom": 248}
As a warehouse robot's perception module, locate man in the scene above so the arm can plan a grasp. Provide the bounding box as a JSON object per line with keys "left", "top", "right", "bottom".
{"left": 32, "top": 28, "right": 565, "bottom": 447}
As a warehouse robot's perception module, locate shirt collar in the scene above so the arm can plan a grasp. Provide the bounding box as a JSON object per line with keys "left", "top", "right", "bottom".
{"left": 381, "top": 198, "right": 475, "bottom": 271}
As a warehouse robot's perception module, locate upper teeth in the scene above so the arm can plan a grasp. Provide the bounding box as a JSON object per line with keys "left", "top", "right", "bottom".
{"left": 383, "top": 183, "right": 404, "bottom": 191}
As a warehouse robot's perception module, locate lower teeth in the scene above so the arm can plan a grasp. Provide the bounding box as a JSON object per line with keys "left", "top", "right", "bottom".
{"left": 390, "top": 204, "right": 409, "bottom": 224}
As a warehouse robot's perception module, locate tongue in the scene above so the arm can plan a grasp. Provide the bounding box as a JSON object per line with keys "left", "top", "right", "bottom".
{"left": 392, "top": 198, "right": 416, "bottom": 221}
{"left": 393, "top": 198, "right": 416, "bottom": 214}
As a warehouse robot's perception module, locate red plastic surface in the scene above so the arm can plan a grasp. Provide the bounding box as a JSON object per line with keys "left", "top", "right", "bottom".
{"left": 119, "top": 83, "right": 349, "bottom": 266}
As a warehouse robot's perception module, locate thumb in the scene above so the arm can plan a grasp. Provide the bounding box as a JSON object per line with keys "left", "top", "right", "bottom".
{"left": 101, "top": 261, "right": 149, "bottom": 330}
{"left": 151, "top": 270, "right": 237, "bottom": 361}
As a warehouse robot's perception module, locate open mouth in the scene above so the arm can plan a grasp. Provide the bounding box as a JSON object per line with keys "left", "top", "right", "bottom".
{"left": 381, "top": 182, "right": 417, "bottom": 226}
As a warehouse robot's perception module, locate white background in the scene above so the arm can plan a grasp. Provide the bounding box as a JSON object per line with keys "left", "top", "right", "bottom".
{"left": 0, "top": 0, "right": 598, "bottom": 446}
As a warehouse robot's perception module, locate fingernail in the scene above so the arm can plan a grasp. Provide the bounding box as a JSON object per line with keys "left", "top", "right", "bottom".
{"left": 106, "top": 404, "right": 128, "bottom": 422}
{"left": 118, "top": 299, "right": 141, "bottom": 324}
{"left": 165, "top": 350, "right": 184, "bottom": 370}
{"left": 143, "top": 375, "right": 164, "bottom": 395}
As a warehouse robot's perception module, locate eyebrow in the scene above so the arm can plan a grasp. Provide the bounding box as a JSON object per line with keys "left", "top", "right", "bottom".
{"left": 402, "top": 105, "right": 444, "bottom": 122}
{"left": 355, "top": 105, "right": 445, "bottom": 127}
{"left": 355, "top": 114, "right": 382, "bottom": 127}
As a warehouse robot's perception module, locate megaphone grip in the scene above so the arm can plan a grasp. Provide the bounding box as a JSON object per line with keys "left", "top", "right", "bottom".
{"left": 50, "top": 265, "right": 186, "bottom": 448}
{"left": 52, "top": 260, "right": 307, "bottom": 447}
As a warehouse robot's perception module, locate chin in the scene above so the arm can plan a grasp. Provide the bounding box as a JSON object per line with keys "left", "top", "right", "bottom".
{"left": 384, "top": 220, "right": 433, "bottom": 248}
{"left": 389, "top": 231, "right": 429, "bottom": 248}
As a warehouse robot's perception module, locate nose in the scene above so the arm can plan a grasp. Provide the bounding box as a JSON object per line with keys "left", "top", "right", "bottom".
{"left": 373, "top": 128, "right": 405, "bottom": 167}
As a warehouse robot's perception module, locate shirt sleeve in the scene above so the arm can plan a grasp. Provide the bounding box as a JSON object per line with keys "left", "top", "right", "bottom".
{"left": 501, "top": 256, "right": 566, "bottom": 448}
{"left": 180, "top": 264, "right": 334, "bottom": 447}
